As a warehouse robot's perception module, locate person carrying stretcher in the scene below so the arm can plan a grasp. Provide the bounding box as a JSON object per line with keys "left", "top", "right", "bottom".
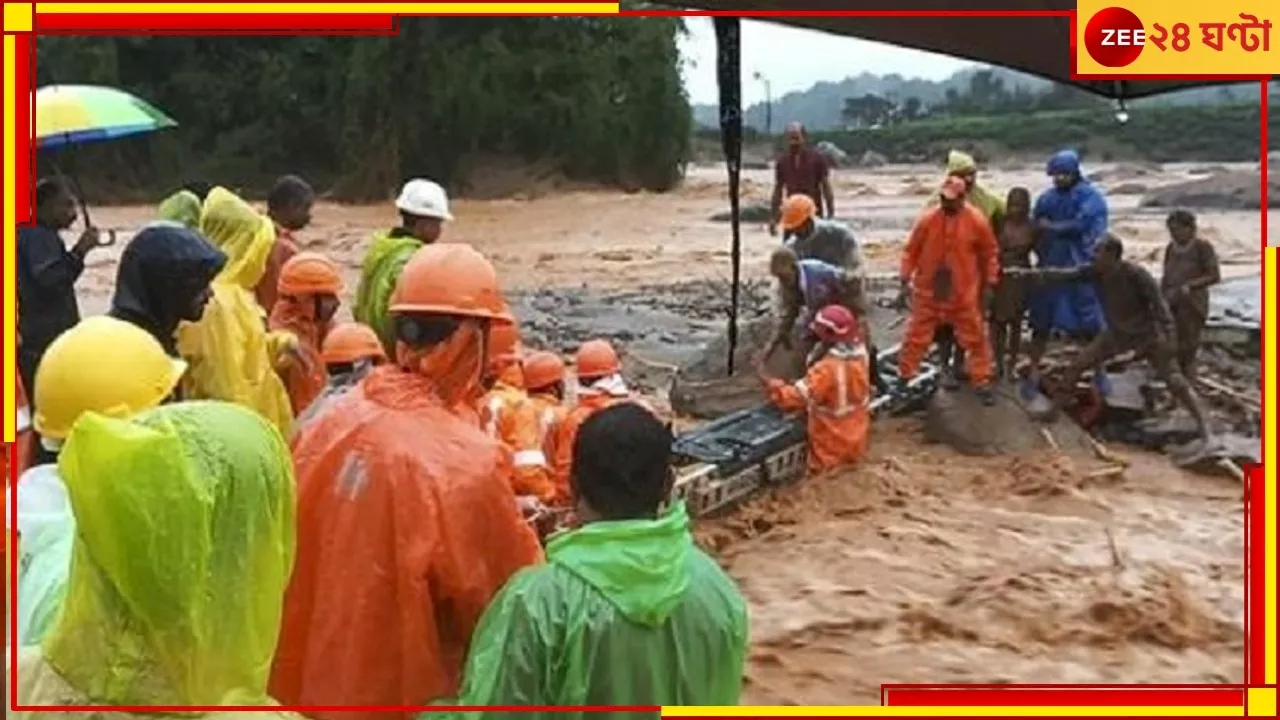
{"left": 763, "top": 247, "right": 884, "bottom": 391}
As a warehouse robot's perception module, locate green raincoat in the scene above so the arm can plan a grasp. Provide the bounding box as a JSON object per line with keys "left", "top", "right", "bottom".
{"left": 435, "top": 501, "right": 749, "bottom": 719}
{"left": 9, "top": 401, "right": 298, "bottom": 715}
{"left": 353, "top": 229, "right": 424, "bottom": 355}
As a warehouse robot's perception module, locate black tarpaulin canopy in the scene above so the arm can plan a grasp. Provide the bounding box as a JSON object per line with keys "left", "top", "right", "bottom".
{"left": 691, "top": 4, "right": 1271, "bottom": 374}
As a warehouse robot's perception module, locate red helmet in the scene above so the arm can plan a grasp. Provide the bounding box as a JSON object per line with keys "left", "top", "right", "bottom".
{"left": 809, "top": 304, "right": 857, "bottom": 343}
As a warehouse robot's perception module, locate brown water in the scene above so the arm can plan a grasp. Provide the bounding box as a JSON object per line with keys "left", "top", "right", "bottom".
{"left": 70, "top": 161, "right": 1252, "bottom": 701}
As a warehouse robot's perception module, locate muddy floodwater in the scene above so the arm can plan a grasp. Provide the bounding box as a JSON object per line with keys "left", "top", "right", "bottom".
{"left": 74, "top": 161, "right": 1252, "bottom": 701}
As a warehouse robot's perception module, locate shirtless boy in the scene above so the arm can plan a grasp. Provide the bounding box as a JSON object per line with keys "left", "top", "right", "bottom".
{"left": 989, "top": 187, "right": 1037, "bottom": 379}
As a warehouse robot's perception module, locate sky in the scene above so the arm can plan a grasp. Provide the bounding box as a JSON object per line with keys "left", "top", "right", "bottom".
{"left": 678, "top": 17, "right": 978, "bottom": 107}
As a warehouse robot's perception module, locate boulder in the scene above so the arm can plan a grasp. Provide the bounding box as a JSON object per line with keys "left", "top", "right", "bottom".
{"left": 859, "top": 150, "right": 888, "bottom": 167}
{"left": 710, "top": 203, "right": 773, "bottom": 223}
{"left": 1139, "top": 172, "right": 1280, "bottom": 210}
{"left": 923, "top": 380, "right": 1097, "bottom": 457}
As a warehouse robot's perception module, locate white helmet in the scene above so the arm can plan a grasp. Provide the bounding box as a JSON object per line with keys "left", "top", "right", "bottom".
{"left": 394, "top": 179, "right": 453, "bottom": 221}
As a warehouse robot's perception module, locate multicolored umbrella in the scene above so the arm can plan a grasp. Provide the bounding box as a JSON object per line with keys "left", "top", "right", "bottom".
{"left": 35, "top": 84, "right": 177, "bottom": 149}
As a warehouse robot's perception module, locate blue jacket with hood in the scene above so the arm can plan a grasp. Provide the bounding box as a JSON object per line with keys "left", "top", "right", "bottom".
{"left": 1030, "top": 150, "right": 1108, "bottom": 335}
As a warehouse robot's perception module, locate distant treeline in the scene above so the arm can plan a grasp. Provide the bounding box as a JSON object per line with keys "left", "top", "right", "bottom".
{"left": 697, "top": 102, "right": 1271, "bottom": 165}
{"left": 36, "top": 17, "right": 691, "bottom": 202}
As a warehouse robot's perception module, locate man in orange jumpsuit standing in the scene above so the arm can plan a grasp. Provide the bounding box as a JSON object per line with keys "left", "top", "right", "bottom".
{"left": 760, "top": 304, "right": 871, "bottom": 475}
{"left": 550, "top": 339, "right": 648, "bottom": 499}
{"left": 269, "top": 252, "right": 344, "bottom": 416}
{"left": 481, "top": 321, "right": 557, "bottom": 504}
{"left": 522, "top": 351, "right": 570, "bottom": 503}
{"left": 271, "top": 244, "right": 543, "bottom": 720}
{"left": 898, "top": 177, "right": 1000, "bottom": 406}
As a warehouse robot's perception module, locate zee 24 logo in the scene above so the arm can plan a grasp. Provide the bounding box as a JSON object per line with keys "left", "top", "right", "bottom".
{"left": 1083, "top": 6, "right": 1272, "bottom": 67}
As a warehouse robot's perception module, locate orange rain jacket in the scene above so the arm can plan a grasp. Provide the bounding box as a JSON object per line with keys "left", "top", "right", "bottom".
{"left": 527, "top": 392, "right": 569, "bottom": 501}
{"left": 898, "top": 203, "right": 1000, "bottom": 385}
{"left": 767, "top": 342, "right": 871, "bottom": 475}
{"left": 268, "top": 297, "right": 330, "bottom": 417}
{"left": 481, "top": 365, "right": 557, "bottom": 503}
{"left": 270, "top": 365, "right": 544, "bottom": 720}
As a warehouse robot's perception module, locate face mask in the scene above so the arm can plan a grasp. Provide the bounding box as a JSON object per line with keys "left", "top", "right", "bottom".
{"left": 396, "top": 319, "right": 487, "bottom": 408}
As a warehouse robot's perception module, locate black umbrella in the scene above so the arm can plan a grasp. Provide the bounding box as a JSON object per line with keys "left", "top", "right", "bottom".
{"left": 681, "top": 5, "right": 1273, "bottom": 374}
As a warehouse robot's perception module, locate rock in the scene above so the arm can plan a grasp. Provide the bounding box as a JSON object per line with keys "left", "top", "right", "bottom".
{"left": 710, "top": 203, "right": 772, "bottom": 223}
{"left": 1090, "top": 161, "right": 1163, "bottom": 182}
{"left": 1139, "top": 172, "right": 1280, "bottom": 210}
{"left": 816, "top": 141, "right": 849, "bottom": 168}
{"left": 1108, "top": 182, "right": 1148, "bottom": 195}
{"left": 924, "top": 380, "right": 1096, "bottom": 457}
{"left": 859, "top": 150, "right": 888, "bottom": 167}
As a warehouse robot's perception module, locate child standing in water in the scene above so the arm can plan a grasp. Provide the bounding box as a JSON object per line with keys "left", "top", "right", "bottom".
{"left": 990, "top": 187, "right": 1037, "bottom": 379}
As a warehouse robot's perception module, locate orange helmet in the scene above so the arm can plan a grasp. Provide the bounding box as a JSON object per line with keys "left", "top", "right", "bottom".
{"left": 523, "top": 351, "right": 566, "bottom": 391}
{"left": 279, "top": 252, "right": 343, "bottom": 296}
{"left": 322, "top": 322, "right": 387, "bottom": 365}
{"left": 575, "top": 339, "right": 621, "bottom": 379}
{"left": 487, "top": 317, "right": 522, "bottom": 370}
{"left": 780, "top": 194, "right": 817, "bottom": 231}
{"left": 389, "top": 243, "right": 510, "bottom": 321}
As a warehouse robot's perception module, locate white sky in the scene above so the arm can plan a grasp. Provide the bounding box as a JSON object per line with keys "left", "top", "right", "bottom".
{"left": 679, "top": 17, "right": 978, "bottom": 106}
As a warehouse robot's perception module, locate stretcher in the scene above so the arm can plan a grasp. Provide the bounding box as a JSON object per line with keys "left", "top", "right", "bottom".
{"left": 671, "top": 343, "right": 939, "bottom": 518}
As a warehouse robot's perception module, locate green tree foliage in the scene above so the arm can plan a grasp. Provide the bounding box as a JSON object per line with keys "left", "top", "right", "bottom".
{"left": 36, "top": 18, "right": 692, "bottom": 201}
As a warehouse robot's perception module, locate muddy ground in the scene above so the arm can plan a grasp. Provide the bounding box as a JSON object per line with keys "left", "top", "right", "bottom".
{"left": 71, "top": 161, "right": 1256, "bottom": 702}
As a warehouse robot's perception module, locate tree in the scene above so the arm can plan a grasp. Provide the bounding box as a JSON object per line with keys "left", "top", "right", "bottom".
{"left": 35, "top": 19, "right": 693, "bottom": 200}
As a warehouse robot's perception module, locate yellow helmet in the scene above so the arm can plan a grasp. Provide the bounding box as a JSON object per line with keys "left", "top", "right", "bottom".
{"left": 34, "top": 316, "right": 188, "bottom": 440}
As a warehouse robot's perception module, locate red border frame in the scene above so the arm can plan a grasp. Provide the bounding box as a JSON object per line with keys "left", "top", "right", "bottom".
{"left": 4, "top": 5, "right": 1271, "bottom": 714}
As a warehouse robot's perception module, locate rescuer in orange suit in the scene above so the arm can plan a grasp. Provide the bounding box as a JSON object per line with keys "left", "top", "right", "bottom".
{"left": 550, "top": 339, "right": 650, "bottom": 498}
{"left": 522, "top": 350, "right": 570, "bottom": 503}
{"left": 481, "top": 319, "right": 557, "bottom": 503}
{"left": 759, "top": 304, "right": 871, "bottom": 475}
{"left": 270, "top": 244, "right": 543, "bottom": 720}
{"left": 269, "top": 252, "right": 344, "bottom": 416}
{"left": 898, "top": 176, "right": 1000, "bottom": 405}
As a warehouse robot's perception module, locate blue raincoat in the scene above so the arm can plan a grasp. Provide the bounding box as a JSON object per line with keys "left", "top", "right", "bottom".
{"left": 1029, "top": 150, "right": 1108, "bottom": 335}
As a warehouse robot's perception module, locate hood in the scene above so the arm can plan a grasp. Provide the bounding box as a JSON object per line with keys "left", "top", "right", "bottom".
{"left": 1046, "top": 149, "right": 1081, "bottom": 177}
{"left": 110, "top": 221, "right": 226, "bottom": 355}
{"left": 157, "top": 190, "right": 203, "bottom": 229}
{"left": 269, "top": 295, "right": 327, "bottom": 351}
{"left": 200, "top": 186, "right": 276, "bottom": 290}
{"left": 45, "top": 401, "right": 296, "bottom": 706}
{"left": 547, "top": 501, "right": 693, "bottom": 627}
{"left": 946, "top": 149, "right": 977, "bottom": 174}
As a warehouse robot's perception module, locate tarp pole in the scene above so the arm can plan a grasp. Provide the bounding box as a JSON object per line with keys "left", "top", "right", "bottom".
{"left": 714, "top": 16, "right": 743, "bottom": 376}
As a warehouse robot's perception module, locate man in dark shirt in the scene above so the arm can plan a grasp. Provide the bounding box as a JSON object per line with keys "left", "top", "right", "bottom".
{"left": 1012, "top": 235, "right": 1211, "bottom": 439}
{"left": 1161, "top": 210, "right": 1221, "bottom": 381}
{"left": 16, "top": 179, "right": 102, "bottom": 405}
{"left": 769, "top": 122, "right": 834, "bottom": 236}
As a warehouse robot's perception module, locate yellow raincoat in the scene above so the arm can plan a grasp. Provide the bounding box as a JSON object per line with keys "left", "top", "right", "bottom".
{"left": 7, "top": 401, "right": 299, "bottom": 718}
{"left": 926, "top": 150, "right": 1006, "bottom": 229}
{"left": 157, "top": 190, "right": 203, "bottom": 229}
{"left": 176, "top": 187, "right": 295, "bottom": 434}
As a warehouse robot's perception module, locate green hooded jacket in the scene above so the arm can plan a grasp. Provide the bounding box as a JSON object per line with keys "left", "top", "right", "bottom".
{"left": 353, "top": 229, "right": 423, "bottom": 355}
{"left": 431, "top": 501, "right": 748, "bottom": 719}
